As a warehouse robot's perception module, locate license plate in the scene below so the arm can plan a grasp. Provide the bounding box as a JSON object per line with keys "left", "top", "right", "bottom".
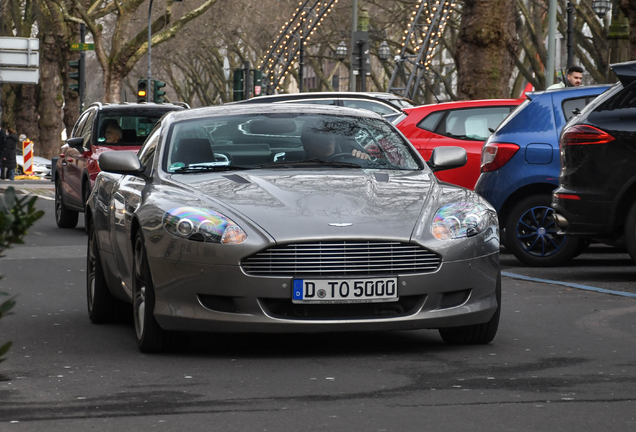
{"left": 292, "top": 277, "right": 398, "bottom": 304}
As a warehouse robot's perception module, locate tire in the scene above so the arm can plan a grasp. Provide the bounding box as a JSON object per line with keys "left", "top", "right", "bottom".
{"left": 87, "top": 220, "right": 117, "bottom": 323}
{"left": 133, "top": 232, "right": 167, "bottom": 353}
{"left": 504, "top": 195, "right": 583, "bottom": 267}
{"left": 83, "top": 180, "right": 91, "bottom": 234}
{"left": 55, "top": 179, "right": 79, "bottom": 228}
{"left": 439, "top": 272, "right": 501, "bottom": 345}
{"left": 624, "top": 201, "right": 636, "bottom": 265}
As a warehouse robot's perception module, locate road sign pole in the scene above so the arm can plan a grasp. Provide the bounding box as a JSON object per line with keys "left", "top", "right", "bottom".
{"left": 79, "top": 24, "right": 86, "bottom": 113}
{"left": 147, "top": 0, "right": 154, "bottom": 103}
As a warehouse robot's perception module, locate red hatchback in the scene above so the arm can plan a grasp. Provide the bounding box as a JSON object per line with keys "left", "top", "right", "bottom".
{"left": 55, "top": 102, "right": 187, "bottom": 229}
{"left": 396, "top": 99, "right": 522, "bottom": 189}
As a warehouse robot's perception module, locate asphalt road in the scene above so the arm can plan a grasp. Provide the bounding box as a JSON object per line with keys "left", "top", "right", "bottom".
{"left": 0, "top": 183, "right": 635, "bottom": 431}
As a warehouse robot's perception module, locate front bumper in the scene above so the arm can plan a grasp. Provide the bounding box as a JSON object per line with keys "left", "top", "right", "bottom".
{"left": 149, "top": 253, "right": 500, "bottom": 333}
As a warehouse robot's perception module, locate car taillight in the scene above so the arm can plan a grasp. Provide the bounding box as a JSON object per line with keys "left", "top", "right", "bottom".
{"left": 561, "top": 125, "right": 615, "bottom": 146}
{"left": 481, "top": 143, "right": 519, "bottom": 172}
{"left": 554, "top": 193, "right": 580, "bottom": 200}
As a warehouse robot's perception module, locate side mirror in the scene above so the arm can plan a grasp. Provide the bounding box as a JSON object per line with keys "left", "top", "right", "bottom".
{"left": 66, "top": 137, "right": 85, "bottom": 150}
{"left": 427, "top": 146, "right": 467, "bottom": 172}
{"left": 99, "top": 151, "right": 145, "bottom": 176}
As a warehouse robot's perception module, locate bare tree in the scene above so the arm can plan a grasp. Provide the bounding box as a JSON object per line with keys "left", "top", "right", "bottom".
{"left": 456, "top": 0, "right": 519, "bottom": 99}
{"left": 621, "top": 0, "right": 636, "bottom": 60}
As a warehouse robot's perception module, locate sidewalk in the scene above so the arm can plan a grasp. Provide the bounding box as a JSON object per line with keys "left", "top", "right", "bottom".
{"left": 0, "top": 179, "right": 55, "bottom": 200}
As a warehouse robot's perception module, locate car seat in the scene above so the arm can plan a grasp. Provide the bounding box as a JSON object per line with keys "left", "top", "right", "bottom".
{"left": 173, "top": 138, "right": 214, "bottom": 165}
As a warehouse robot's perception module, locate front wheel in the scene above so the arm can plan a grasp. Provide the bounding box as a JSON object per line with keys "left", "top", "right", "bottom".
{"left": 624, "top": 201, "right": 636, "bottom": 265}
{"left": 55, "top": 179, "right": 79, "bottom": 228}
{"left": 133, "top": 232, "right": 167, "bottom": 353}
{"left": 439, "top": 272, "right": 501, "bottom": 345}
{"left": 505, "top": 195, "right": 583, "bottom": 267}
{"left": 87, "top": 220, "right": 117, "bottom": 323}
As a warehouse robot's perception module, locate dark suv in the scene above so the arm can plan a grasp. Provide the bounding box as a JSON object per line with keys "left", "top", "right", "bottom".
{"left": 55, "top": 102, "right": 187, "bottom": 229}
{"left": 553, "top": 60, "right": 636, "bottom": 264}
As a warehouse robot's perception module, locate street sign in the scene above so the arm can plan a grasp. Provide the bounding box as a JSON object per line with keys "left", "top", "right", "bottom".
{"left": 0, "top": 68, "right": 39, "bottom": 84}
{"left": 70, "top": 43, "right": 95, "bottom": 51}
{"left": 0, "top": 37, "right": 39, "bottom": 51}
{"left": 0, "top": 37, "right": 40, "bottom": 84}
{"left": 0, "top": 51, "right": 39, "bottom": 67}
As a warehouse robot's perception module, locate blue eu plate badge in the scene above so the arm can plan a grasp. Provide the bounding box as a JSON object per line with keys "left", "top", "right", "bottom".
{"left": 293, "top": 280, "right": 304, "bottom": 300}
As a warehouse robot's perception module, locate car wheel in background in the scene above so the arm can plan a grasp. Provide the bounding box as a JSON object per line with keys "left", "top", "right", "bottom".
{"left": 624, "top": 201, "right": 636, "bottom": 265}
{"left": 55, "top": 179, "right": 79, "bottom": 228}
{"left": 505, "top": 195, "right": 582, "bottom": 266}
{"left": 133, "top": 232, "right": 167, "bottom": 353}
{"left": 439, "top": 272, "right": 501, "bottom": 344}
{"left": 87, "top": 220, "right": 117, "bottom": 323}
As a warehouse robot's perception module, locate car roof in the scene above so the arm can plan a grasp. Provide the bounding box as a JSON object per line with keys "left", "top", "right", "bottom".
{"left": 230, "top": 91, "right": 413, "bottom": 105}
{"left": 404, "top": 98, "right": 521, "bottom": 113}
{"left": 87, "top": 102, "right": 189, "bottom": 112}
{"left": 527, "top": 84, "right": 612, "bottom": 100}
{"left": 165, "top": 102, "right": 384, "bottom": 122}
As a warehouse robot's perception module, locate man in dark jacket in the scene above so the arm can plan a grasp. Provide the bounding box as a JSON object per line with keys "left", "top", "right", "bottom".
{"left": 2, "top": 127, "right": 18, "bottom": 181}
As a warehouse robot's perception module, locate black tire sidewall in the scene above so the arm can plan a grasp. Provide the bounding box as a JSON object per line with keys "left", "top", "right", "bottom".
{"left": 133, "top": 232, "right": 165, "bottom": 352}
{"left": 505, "top": 195, "right": 581, "bottom": 267}
{"left": 624, "top": 201, "right": 636, "bottom": 265}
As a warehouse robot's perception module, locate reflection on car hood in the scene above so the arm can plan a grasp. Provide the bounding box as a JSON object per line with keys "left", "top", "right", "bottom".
{"left": 171, "top": 170, "right": 435, "bottom": 241}
{"left": 93, "top": 144, "right": 141, "bottom": 154}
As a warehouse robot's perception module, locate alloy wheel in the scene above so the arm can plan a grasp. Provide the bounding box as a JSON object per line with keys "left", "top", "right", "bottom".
{"left": 515, "top": 205, "right": 565, "bottom": 257}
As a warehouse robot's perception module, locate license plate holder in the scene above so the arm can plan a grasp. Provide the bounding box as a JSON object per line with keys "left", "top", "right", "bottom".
{"left": 292, "top": 277, "right": 398, "bottom": 304}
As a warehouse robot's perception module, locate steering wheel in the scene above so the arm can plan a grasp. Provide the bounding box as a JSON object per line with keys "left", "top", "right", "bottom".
{"left": 326, "top": 152, "right": 357, "bottom": 161}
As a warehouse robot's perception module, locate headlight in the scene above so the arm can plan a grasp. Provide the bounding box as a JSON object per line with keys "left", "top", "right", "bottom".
{"left": 163, "top": 207, "right": 247, "bottom": 244}
{"left": 431, "top": 203, "right": 491, "bottom": 240}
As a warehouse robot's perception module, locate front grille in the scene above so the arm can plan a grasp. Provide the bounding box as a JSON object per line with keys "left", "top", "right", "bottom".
{"left": 241, "top": 241, "right": 441, "bottom": 276}
{"left": 260, "top": 295, "right": 425, "bottom": 320}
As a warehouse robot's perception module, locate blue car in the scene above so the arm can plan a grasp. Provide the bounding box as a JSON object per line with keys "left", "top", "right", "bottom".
{"left": 474, "top": 84, "right": 611, "bottom": 266}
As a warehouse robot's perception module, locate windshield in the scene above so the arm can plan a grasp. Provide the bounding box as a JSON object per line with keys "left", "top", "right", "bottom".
{"left": 163, "top": 113, "right": 422, "bottom": 173}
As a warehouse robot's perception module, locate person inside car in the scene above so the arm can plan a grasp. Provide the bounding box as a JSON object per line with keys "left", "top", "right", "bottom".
{"left": 103, "top": 120, "right": 123, "bottom": 144}
{"left": 301, "top": 130, "right": 370, "bottom": 160}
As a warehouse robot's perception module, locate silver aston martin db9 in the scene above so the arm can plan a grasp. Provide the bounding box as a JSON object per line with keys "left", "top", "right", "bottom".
{"left": 86, "top": 104, "right": 501, "bottom": 352}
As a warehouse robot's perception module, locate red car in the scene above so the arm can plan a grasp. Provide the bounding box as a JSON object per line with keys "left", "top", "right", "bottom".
{"left": 396, "top": 99, "right": 522, "bottom": 189}
{"left": 55, "top": 102, "right": 187, "bottom": 229}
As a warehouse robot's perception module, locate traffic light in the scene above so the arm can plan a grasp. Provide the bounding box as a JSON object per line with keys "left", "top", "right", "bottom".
{"left": 68, "top": 60, "right": 81, "bottom": 92}
{"left": 137, "top": 79, "right": 148, "bottom": 103}
{"left": 253, "top": 70, "right": 263, "bottom": 96}
{"left": 233, "top": 68, "right": 244, "bottom": 101}
{"left": 153, "top": 80, "right": 166, "bottom": 103}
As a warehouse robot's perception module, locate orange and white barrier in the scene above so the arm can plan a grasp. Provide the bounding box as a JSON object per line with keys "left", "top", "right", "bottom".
{"left": 22, "top": 139, "right": 33, "bottom": 175}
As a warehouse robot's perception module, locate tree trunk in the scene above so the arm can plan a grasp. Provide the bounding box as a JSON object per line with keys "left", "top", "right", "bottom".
{"left": 621, "top": 0, "right": 636, "bottom": 60}
{"left": 456, "top": 0, "right": 519, "bottom": 100}
{"left": 37, "top": 33, "right": 64, "bottom": 159}
{"left": 15, "top": 85, "right": 39, "bottom": 147}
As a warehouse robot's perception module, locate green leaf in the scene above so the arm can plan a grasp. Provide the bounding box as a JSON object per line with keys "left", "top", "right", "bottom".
{"left": 0, "top": 341, "right": 13, "bottom": 363}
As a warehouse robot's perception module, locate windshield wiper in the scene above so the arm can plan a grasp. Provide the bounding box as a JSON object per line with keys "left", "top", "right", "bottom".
{"left": 171, "top": 164, "right": 251, "bottom": 173}
{"left": 254, "top": 159, "right": 362, "bottom": 169}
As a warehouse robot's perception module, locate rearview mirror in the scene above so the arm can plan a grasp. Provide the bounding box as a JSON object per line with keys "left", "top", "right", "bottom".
{"left": 99, "top": 151, "right": 145, "bottom": 176}
{"left": 427, "top": 146, "right": 467, "bottom": 172}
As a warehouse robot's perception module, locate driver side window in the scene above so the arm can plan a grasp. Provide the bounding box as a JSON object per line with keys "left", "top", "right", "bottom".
{"left": 138, "top": 127, "right": 161, "bottom": 169}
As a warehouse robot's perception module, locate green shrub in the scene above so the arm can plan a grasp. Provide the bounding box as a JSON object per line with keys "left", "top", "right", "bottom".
{"left": 0, "top": 187, "right": 44, "bottom": 364}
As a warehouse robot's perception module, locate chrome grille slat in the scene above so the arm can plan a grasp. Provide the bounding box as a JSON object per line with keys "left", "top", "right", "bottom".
{"left": 241, "top": 241, "right": 441, "bottom": 276}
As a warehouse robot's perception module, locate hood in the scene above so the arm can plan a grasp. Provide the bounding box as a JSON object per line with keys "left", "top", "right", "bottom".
{"left": 171, "top": 170, "right": 436, "bottom": 242}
